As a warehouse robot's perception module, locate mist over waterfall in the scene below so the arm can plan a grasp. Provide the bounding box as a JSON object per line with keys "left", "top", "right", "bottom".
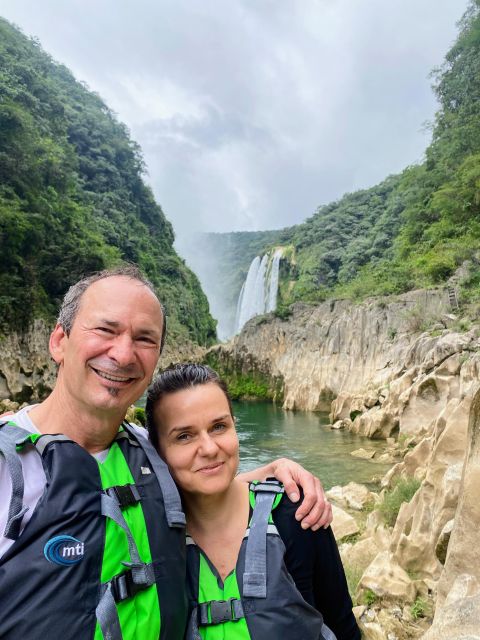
{"left": 235, "top": 249, "right": 283, "bottom": 333}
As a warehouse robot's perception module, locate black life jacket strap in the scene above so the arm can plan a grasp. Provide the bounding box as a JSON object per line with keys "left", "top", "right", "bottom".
{"left": 243, "top": 480, "right": 284, "bottom": 598}
{"left": 121, "top": 421, "right": 186, "bottom": 528}
{"left": 0, "top": 422, "right": 32, "bottom": 540}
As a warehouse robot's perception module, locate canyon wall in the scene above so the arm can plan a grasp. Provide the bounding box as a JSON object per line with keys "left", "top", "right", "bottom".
{"left": 0, "top": 320, "right": 205, "bottom": 405}
{"left": 212, "top": 289, "right": 480, "bottom": 639}
{"left": 211, "top": 288, "right": 453, "bottom": 410}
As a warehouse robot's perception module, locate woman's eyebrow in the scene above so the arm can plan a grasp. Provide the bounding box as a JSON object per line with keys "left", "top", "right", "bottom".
{"left": 167, "top": 415, "right": 232, "bottom": 435}
{"left": 211, "top": 414, "right": 231, "bottom": 423}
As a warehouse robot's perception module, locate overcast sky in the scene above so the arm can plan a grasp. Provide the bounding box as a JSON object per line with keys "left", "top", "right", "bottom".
{"left": 0, "top": 0, "right": 467, "bottom": 241}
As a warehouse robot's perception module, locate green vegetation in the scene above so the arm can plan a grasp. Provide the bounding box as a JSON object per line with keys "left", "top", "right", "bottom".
{"left": 227, "top": 376, "right": 271, "bottom": 400}
{"left": 363, "top": 589, "right": 378, "bottom": 607}
{"left": 340, "top": 532, "right": 361, "bottom": 545}
{"left": 204, "top": 1, "right": 480, "bottom": 318}
{"left": 379, "top": 477, "right": 421, "bottom": 527}
{"left": 273, "top": 304, "right": 293, "bottom": 320}
{"left": 344, "top": 563, "right": 363, "bottom": 605}
{"left": 133, "top": 407, "right": 146, "bottom": 427}
{"left": 0, "top": 19, "right": 216, "bottom": 345}
{"left": 410, "top": 596, "right": 430, "bottom": 620}
{"left": 204, "top": 351, "right": 284, "bottom": 402}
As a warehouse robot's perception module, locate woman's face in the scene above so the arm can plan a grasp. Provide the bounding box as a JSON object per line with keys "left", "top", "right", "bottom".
{"left": 154, "top": 382, "right": 239, "bottom": 497}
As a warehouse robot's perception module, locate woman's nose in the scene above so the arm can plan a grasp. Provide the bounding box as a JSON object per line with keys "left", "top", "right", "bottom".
{"left": 198, "top": 432, "right": 219, "bottom": 456}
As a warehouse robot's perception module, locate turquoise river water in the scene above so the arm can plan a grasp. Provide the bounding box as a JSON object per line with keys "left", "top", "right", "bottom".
{"left": 233, "top": 400, "right": 390, "bottom": 489}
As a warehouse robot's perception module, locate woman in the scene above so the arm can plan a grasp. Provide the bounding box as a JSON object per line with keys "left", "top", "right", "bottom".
{"left": 146, "top": 364, "right": 360, "bottom": 640}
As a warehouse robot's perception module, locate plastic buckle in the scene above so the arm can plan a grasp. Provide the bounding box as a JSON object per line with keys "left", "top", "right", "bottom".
{"left": 111, "top": 569, "right": 144, "bottom": 602}
{"left": 251, "top": 479, "right": 284, "bottom": 494}
{"left": 209, "top": 599, "right": 234, "bottom": 624}
{"left": 111, "top": 484, "right": 141, "bottom": 508}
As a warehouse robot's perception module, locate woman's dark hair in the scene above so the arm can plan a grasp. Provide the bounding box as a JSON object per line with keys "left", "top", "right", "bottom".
{"left": 146, "top": 363, "right": 233, "bottom": 451}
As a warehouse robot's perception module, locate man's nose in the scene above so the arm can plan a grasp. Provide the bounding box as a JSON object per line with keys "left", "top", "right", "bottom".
{"left": 108, "top": 334, "right": 136, "bottom": 367}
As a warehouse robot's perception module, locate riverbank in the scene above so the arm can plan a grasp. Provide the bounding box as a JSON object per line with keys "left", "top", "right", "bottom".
{"left": 206, "top": 288, "right": 480, "bottom": 639}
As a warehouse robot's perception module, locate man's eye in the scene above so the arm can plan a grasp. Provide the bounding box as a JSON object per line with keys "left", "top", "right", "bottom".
{"left": 137, "top": 336, "right": 158, "bottom": 346}
{"left": 176, "top": 432, "right": 191, "bottom": 442}
{"left": 97, "top": 326, "right": 114, "bottom": 334}
{"left": 212, "top": 423, "right": 227, "bottom": 433}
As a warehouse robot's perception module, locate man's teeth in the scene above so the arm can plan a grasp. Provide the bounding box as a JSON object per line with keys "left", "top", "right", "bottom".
{"left": 95, "top": 369, "right": 131, "bottom": 383}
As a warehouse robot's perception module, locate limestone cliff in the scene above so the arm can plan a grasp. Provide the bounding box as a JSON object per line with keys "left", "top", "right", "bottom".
{"left": 0, "top": 321, "right": 56, "bottom": 403}
{"left": 212, "top": 288, "right": 480, "bottom": 639}
{"left": 211, "top": 288, "right": 453, "bottom": 411}
{"left": 0, "top": 321, "right": 205, "bottom": 404}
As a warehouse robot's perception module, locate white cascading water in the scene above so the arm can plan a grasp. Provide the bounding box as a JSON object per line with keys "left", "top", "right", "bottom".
{"left": 252, "top": 254, "right": 268, "bottom": 317}
{"left": 235, "top": 256, "right": 261, "bottom": 332}
{"left": 266, "top": 248, "right": 283, "bottom": 312}
{"left": 235, "top": 249, "right": 283, "bottom": 333}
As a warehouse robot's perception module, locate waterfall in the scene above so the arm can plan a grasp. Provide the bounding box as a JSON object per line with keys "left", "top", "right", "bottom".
{"left": 235, "top": 249, "right": 283, "bottom": 333}
{"left": 235, "top": 256, "right": 261, "bottom": 332}
{"left": 266, "top": 249, "right": 282, "bottom": 312}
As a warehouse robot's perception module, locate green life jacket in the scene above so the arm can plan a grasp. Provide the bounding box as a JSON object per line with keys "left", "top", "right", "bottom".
{"left": 185, "top": 480, "right": 337, "bottom": 640}
{"left": 0, "top": 421, "right": 187, "bottom": 640}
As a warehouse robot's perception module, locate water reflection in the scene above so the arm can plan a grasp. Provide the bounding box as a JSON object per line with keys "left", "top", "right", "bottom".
{"left": 234, "top": 401, "right": 391, "bottom": 489}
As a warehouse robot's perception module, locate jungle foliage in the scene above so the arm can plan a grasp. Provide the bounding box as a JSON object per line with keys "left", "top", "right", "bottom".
{"left": 0, "top": 18, "right": 216, "bottom": 345}
{"left": 206, "top": 1, "right": 480, "bottom": 312}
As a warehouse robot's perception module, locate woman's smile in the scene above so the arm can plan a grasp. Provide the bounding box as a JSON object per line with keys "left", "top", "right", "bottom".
{"left": 195, "top": 461, "right": 225, "bottom": 474}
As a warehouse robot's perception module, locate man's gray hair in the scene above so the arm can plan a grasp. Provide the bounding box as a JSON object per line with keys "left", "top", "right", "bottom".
{"left": 57, "top": 264, "right": 167, "bottom": 352}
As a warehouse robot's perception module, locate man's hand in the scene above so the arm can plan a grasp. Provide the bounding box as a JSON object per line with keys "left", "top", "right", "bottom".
{"left": 237, "top": 457, "right": 332, "bottom": 531}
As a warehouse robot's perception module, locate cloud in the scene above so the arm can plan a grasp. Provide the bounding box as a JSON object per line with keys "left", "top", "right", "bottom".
{"left": 0, "top": 0, "right": 467, "bottom": 240}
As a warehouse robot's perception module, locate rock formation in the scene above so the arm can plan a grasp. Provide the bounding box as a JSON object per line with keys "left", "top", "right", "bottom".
{"left": 211, "top": 288, "right": 451, "bottom": 410}
{"left": 212, "top": 288, "right": 480, "bottom": 638}
{"left": 0, "top": 320, "right": 206, "bottom": 403}
{"left": 0, "top": 320, "right": 56, "bottom": 403}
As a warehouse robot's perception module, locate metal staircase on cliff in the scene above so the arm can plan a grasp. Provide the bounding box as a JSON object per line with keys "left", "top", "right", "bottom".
{"left": 447, "top": 286, "right": 459, "bottom": 310}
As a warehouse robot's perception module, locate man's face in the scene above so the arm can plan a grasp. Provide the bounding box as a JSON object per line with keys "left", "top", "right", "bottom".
{"left": 50, "top": 276, "right": 163, "bottom": 418}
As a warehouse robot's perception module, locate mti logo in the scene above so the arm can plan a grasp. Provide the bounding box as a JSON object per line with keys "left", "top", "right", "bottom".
{"left": 44, "top": 535, "right": 85, "bottom": 566}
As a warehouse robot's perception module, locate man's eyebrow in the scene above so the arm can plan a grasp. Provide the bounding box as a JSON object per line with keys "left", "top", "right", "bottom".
{"left": 100, "top": 319, "right": 119, "bottom": 327}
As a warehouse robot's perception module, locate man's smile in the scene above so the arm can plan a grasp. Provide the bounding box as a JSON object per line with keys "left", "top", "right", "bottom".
{"left": 89, "top": 365, "right": 139, "bottom": 384}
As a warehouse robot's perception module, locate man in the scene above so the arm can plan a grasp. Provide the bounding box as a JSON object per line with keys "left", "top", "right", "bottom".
{"left": 0, "top": 265, "right": 331, "bottom": 640}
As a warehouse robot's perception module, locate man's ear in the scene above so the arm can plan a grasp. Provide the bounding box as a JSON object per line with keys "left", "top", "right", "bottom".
{"left": 49, "top": 323, "right": 67, "bottom": 365}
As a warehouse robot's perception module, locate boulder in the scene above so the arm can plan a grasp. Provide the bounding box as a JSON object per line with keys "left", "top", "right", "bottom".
{"left": 331, "top": 504, "right": 360, "bottom": 541}
{"left": 358, "top": 621, "right": 387, "bottom": 640}
{"left": 351, "top": 448, "right": 376, "bottom": 460}
{"left": 326, "top": 482, "right": 375, "bottom": 511}
{"left": 0, "top": 398, "right": 20, "bottom": 413}
{"left": 341, "top": 536, "right": 380, "bottom": 571}
{"left": 434, "top": 385, "right": 480, "bottom": 609}
{"left": 358, "top": 552, "right": 416, "bottom": 603}
{"left": 352, "top": 605, "right": 366, "bottom": 620}
{"left": 421, "top": 574, "right": 480, "bottom": 640}
{"left": 331, "top": 418, "right": 351, "bottom": 430}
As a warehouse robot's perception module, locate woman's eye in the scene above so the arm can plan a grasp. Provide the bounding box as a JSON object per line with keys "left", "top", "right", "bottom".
{"left": 176, "top": 432, "right": 191, "bottom": 442}
{"left": 212, "top": 423, "right": 227, "bottom": 433}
